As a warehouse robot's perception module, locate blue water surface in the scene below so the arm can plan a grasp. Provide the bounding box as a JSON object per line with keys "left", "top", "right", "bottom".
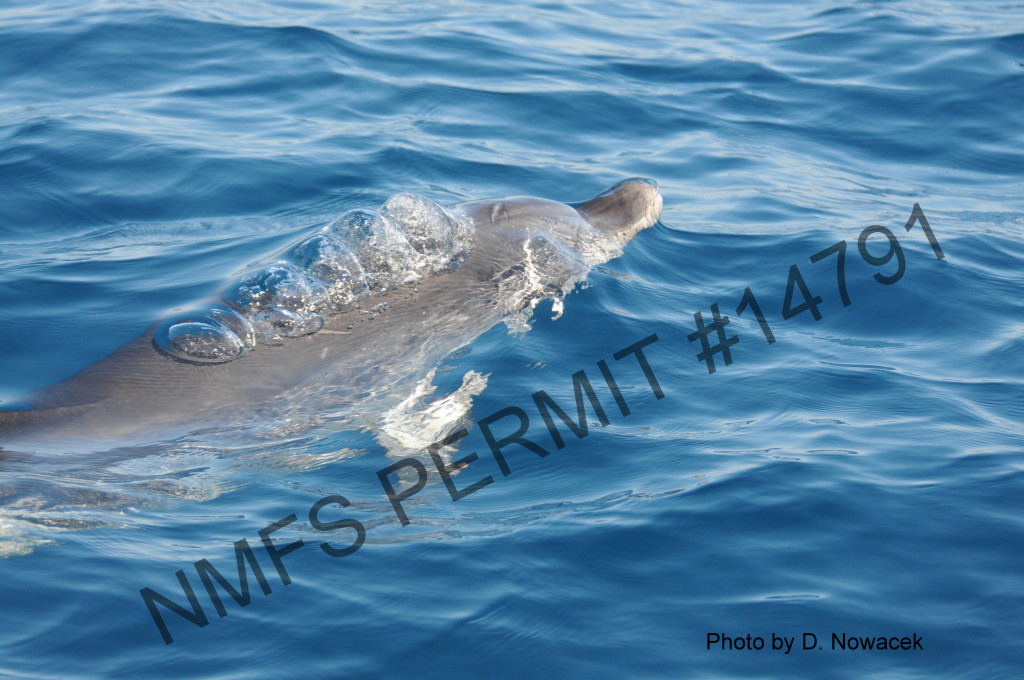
{"left": 1, "top": 1, "right": 1023, "bottom": 678}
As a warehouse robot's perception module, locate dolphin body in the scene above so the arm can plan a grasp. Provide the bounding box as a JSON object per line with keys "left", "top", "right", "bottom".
{"left": 0, "top": 179, "right": 662, "bottom": 451}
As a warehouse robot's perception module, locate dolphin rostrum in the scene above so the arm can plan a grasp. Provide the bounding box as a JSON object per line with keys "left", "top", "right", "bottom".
{"left": 0, "top": 178, "right": 662, "bottom": 451}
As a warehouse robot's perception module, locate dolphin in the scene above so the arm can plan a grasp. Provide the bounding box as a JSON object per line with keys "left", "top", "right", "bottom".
{"left": 0, "top": 178, "right": 662, "bottom": 451}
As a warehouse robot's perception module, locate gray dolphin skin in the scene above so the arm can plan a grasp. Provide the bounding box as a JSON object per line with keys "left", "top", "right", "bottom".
{"left": 0, "top": 178, "right": 662, "bottom": 451}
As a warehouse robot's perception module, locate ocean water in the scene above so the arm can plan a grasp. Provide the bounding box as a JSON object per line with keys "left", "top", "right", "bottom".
{"left": 1, "top": 0, "right": 1023, "bottom": 678}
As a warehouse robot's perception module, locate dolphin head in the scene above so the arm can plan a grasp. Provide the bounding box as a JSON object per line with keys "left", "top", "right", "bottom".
{"left": 459, "top": 177, "right": 662, "bottom": 249}
{"left": 455, "top": 178, "right": 662, "bottom": 288}
{"left": 451, "top": 178, "right": 662, "bottom": 320}
{"left": 572, "top": 177, "right": 662, "bottom": 242}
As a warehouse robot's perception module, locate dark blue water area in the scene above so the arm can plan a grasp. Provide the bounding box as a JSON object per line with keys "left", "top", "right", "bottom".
{"left": 2, "top": 1, "right": 1023, "bottom": 679}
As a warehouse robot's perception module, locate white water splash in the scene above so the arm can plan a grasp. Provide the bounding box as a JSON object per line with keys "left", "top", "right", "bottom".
{"left": 375, "top": 368, "right": 490, "bottom": 462}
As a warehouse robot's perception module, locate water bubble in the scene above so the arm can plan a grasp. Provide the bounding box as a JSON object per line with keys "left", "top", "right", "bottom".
{"left": 206, "top": 306, "right": 257, "bottom": 350}
{"left": 223, "top": 262, "right": 329, "bottom": 316}
{"left": 154, "top": 309, "right": 252, "bottom": 363}
{"left": 325, "top": 209, "right": 421, "bottom": 291}
{"left": 326, "top": 208, "right": 379, "bottom": 243}
{"left": 250, "top": 307, "right": 324, "bottom": 345}
{"left": 153, "top": 191, "right": 478, "bottom": 364}
{"left": 284, "top": 233, "right": 368, "bottom": 310}
{"left": 380, "top": 193, "right": 473, "bottom": 273}
{"left": 380, "top": 193, "right": 452, "bottom": 254}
